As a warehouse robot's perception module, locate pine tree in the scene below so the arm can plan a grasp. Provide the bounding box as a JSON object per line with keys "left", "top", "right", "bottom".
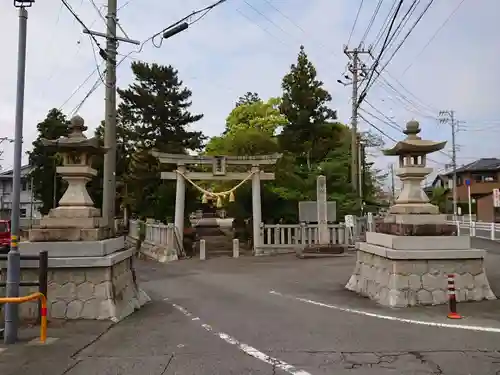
{"left": 28, "top": 109, "right": 70, "bottom": 214}
{"left": 118, "top": 61, "right": 205, "bottom": 221}
{"left": 118, "top": 61, "right": 205, "bottom": 152}
{"left": 279, "top": 45, "right": 337, "bottom": 166}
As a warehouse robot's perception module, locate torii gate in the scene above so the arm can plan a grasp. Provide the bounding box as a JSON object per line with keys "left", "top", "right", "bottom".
{"left": 151, "top": 151, "right": 281, "bottom": 251}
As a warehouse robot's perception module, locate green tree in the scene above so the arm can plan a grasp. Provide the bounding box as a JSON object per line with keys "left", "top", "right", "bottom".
{"left": 225, "top": 97, "right": 286, "bottom": 136}
{"left": 206, "top": 128, "right": 278, "bottom": 156}
{"left": 119, "top": 61, "right": 205, "bottom": 152}
{"left": 430, "top": 186, "right": 450, "bottom": 213}
{"left": 235, "top": 92, "right": 260, "bottom": 107}
{"left": 28, "top": 109, "right": 70, "bottom": 215}
{"left": 279, "top": 45, "right": 337, "bottom": 168}
{"left": 118, "top": 61, "right": 205, "bottom": 221}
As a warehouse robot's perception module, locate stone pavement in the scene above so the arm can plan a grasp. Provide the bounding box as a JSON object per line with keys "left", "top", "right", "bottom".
{"left": 2, "top": 239, "right": 500, "bottom": 374}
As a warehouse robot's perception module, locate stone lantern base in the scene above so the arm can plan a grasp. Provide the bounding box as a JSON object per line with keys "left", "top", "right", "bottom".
{"left": 29, "top": 205, "right": 109, "bottom": 242}
{"left": 0, "top": 243, "right": 150, "bottom": 321}
{"left": 345, "top": 232, "right": 496, "bottom": 307}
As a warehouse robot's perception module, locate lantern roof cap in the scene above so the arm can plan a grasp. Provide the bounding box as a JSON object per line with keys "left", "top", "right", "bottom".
{"left": 383, "top": 120, "right": 446, "bottom": 156}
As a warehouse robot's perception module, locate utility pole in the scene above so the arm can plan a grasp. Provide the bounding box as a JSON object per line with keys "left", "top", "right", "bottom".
{"left": 341, "top": 46, "right": 373, "bottom": 193}
{"left": 5, "top": 0, "right": 32, "bottom": 345}
{"left": 357, "top": 136, "right": 365, "bottom": 204}
{"left": 84, "top": 2, "right": 140, "bottom": 234}
{"left": 439, "top": 110, "right": 461, "bottom": 218}
{"left": 390, "top": 164, "right": 396, "bottom": 204}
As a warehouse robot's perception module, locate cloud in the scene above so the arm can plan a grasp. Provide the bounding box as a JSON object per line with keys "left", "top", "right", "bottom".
{"left": 0, "top": 0, "right": 498, "bottom": 189}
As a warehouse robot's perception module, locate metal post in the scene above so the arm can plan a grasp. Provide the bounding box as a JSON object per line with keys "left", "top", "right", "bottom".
{"left": 5, "top": 5, "right": 29, "bottom": 344}
{"left": 102, "top": 0, "right": 118, "bottom": 235}
{"left": 37, "top": 251, "right": 48, "bottom": 325}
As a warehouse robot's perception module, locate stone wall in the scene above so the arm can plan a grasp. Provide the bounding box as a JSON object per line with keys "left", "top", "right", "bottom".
{"left": 346, "top": 250, "right": 496, "bottom": 307}
{"left": 126, "top": 235, "right": 178, "bottom": 263}
{"left": 0, "top": 256, "right": 149, "bottom": 321}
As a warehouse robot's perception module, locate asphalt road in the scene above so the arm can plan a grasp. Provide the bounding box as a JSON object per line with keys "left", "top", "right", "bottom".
{"left": 461, "top": 226, "right": 500, "bottom": 244}
{"left": 4, "top": 242, "right": 500, "bottom": 374}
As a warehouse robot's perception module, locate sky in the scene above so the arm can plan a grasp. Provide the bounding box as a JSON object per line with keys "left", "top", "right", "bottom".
{"left": 0, "top": 0, "right": 499, "bottom": 190}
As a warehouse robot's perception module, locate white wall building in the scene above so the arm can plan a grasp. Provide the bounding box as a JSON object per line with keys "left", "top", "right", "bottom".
{"left": 0, "top": 165, "right": 43, "bottom": 221}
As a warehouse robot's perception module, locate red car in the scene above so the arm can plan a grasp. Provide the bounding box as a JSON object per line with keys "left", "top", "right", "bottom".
{"left": 0, "top": 219, "right": 10, "bottom": 253}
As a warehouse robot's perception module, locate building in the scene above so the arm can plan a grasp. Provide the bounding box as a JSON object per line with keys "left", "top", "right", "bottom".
{"left": 0, "top": 165, "right": 42, "bottom": 221}
{"left": 442, "top": 158, "right": 500, "bottom": 222}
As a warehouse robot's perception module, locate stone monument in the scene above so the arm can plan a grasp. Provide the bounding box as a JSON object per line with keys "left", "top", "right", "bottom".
{"left": 1, "top": 115, "right": 149, "bottom": 321}
{"left": 345, "top": 120, "right": 495, "bottom": 307}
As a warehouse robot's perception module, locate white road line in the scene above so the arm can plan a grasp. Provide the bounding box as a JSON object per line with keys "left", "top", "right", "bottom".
{"left": 270, "top": 290, "right": 500, "bottom": 334}
{"left": 0, "top": 348, "right": 5, "bottom": 355}
{"left": 171, "top": 303, "right": 312, "bottom": 375}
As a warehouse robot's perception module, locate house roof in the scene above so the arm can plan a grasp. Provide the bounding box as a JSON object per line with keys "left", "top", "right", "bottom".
{"left": 0, "top": 165, "right": 32, "bottom": 179}
{"left": 444, "top": 158, "right": 500, "bottom": 176}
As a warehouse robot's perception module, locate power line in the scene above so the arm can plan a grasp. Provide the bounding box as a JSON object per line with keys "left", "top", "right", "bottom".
{"left": 381, "top": 0, "right": 420, "bottom": 54}
{"left": 359, "top": 113, "right": 397, "bottom": 142}
{"left": 62, "top": 0, "right": 228, "bottom": 112}
{"left": 362, "top": 101, "right": 402, "bottom": 131}
{"left": 359, "top": 0, "right": 383, "bottom": 46}
{"left": 375, "top": 74, "right": 438, "bottom": 119}
{"left": 359, "top": 113, "right": 442, "bottom": 165}
{"left": 371, "top": 0, "right": 398, "bottom": 52}
{"left": 147, "top": 0, "right": 228, "bottom": 50}
{"left": 235, "top": 8, "right": 292, "bottom": 48}
{"left": 360, "top": 0, "right": 435, "bottom": 103}
{"left": 357, "top": 0, "right": 404, "bottom": 106}
{"left": 401, "top": 0, "right": 467, "bottom": 76}
{"left": 375, "top": 0, "right": 435, "bottom": 80}
{"left": 245, "top": 0, "right": 339, "bottom": 57}
{"left": 88, "top": 35, "right": 107, "bottom": 86}
{"left": 348, "top": 0, "right": 364, "bottom": 45}
{"left": 58, "top": 65, "right": 102, "bottom": 110}
{"left": 61, "top": 0, "right": 108, "bottom": 60}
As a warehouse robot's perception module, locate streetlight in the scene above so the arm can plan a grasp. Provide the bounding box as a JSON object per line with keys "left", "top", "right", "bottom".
{"left": 4, "top": 0, "right": 33, "bottom": 344}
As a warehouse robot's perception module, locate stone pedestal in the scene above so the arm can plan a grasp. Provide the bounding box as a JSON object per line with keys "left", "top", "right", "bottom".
{"left": 345, "top": 232, "right": 496, "bottom": 307}
{"left": 0, "top": 246, "right": 149, "bottom": 321}
{"left": 5, "top": 115, "right": 150, "bottom": 321}
{"left": 29, "top": 202, "right": 109, "bottom": 242}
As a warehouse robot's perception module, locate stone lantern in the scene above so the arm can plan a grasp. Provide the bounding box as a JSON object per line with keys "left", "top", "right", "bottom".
{"left": 384, "top": 120, "right": 446, "bottom": 217}
{"left": 345, "top": 120, "right": 495, "bottom": 307}
{"left": 43, "top": 115, "right": 104, "bottom": 219}
{"left": 13, "top": 115, "right": 150, "bottom": 322}
{"left": 27, "top": 115, "right": 108, "bottom": 242}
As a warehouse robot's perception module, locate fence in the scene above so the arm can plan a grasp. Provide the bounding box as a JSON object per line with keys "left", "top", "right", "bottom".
{"left": 448, "top": 221, "right": 500, "bottom": 241}
{"left": 129, "top": 217, "right": 368, "bottom": 257}
{"left": 445, "top": 214, "right": 477, "bottom": 223}
{"left": 0, "top": 250, "right": 48, "bottom": 338}
{"left": 259, "top": 223, "right": 352, "bottom": 249}
{"left": 128, "top": 220, "right": 184, "bottom": 260}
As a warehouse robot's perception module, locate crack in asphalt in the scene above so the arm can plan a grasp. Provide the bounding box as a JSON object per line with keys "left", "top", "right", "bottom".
{"left": 70, "top": 350, "right": 500, "bottom": 374}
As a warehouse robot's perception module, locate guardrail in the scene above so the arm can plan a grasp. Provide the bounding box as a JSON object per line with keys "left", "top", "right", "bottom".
{"left": 0, "top": 292, "right": 47, "bottom": 344}
{"left": 447, "top": 221, "right": 500, "bottom": 241}
{"left": 0, "top": 250, "right": 48, "bottom": 328}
